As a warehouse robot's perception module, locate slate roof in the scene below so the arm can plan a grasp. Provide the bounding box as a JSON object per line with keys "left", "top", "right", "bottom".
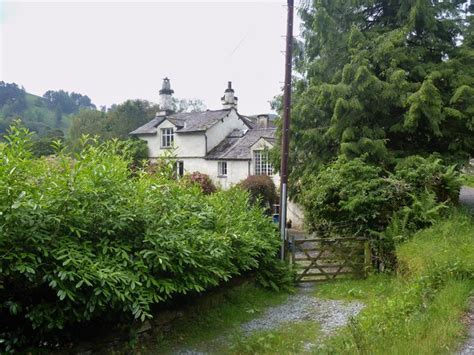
{"left": 241, "top": 114, "right": 278, "bottom": 128}
{"left": 205, "top": 128, "right": 277, "bottom": 160}
{"left": 130, "top": 109, "right": 242, "bottom": 135}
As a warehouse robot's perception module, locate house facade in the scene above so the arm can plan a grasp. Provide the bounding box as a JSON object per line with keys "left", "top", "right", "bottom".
{"left": 130, "top": 79, "right": 280, "bottom": 190}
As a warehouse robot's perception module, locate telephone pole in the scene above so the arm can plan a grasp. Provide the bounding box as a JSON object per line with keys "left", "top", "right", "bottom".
{"left": 279, "top": 0, "right": 294, "bottom": 260}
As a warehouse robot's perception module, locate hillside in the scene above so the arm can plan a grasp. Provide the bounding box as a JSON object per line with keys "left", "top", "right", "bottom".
{"left": 0, "top": 82, "right": 95, "bottom": 137}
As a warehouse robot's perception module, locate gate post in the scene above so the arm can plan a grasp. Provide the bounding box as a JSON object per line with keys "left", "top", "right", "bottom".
{"left": 364, "top": 240, "right": 372, "bottom": 278}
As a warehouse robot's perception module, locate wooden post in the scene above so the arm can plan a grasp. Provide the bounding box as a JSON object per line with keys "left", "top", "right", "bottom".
{"left": 290, "top": 234, "right": 295, "bottom": 265}
{"left": 364, "top": 240, "right": 372, "bottom": 278}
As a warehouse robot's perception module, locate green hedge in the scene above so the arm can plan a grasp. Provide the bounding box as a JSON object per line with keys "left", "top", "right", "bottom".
{"left": 0, "top": 125, "right": 280, "bottom": 350}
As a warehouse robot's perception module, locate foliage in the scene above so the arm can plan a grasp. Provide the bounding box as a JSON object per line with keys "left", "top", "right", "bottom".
{"left": 280, "top": 0, "right": 474, "bottom": 198}
{"left": 0, "top": 124, "right": 281, "bottom": 351}
{"left": 120, "top": 138, "right": 149, "bottom": 167}
{"left": 238, "top": 175, "right": 277, "bottom": 212}
{"left": 0, "top": 82, "right": 95, "bottom": 141}
{"left": 394, "top": 155, "right": 462, "bottom": 203}
{"left": 183, "top": 172, "right": 217, "bottom": 195}
{"left": 301, "top": 156, "right": 460, "bottom": 267}
{"left": 31, "top": 129, "right": 65, "bottom": 157}
{"left": 0, "top": 81, "right": 27, "bottom": 117}
{"left": 68, "top": 110, "right": 108, "bottom": 150}
{"left": 301, "top": 157, "right": 394, "bottom": 236}
{"left": 462, "top": 173, "right": 474, "bottom": 187}
{"left": 105, "top": 99, "right": 159, "bottom": 140}
{"left": 43, "top": 90, "right": 96, "bottom": 115}
{"left": 378, "top": 191, "right": 447, "bottom": 245}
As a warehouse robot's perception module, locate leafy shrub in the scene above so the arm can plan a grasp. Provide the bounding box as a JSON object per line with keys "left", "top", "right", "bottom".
{"left": 183, "top": 171, "right": 217, "bottom": 194}
{"left": 0, "top": 124, "right": 281, "bottom": 350}
{"left": 238, "top": 175, "right": 277, "bottom": 212}
{"left": 377, "top": 191, "right": 447, "bottom": 246}
{"left": 394, "top": 155, "right": 462, "bottom": 203}
{"left": 300, "top": 156, "right": 461, "bottom": 268}
{"left": 301, "top": 157, "right": 398, "bottom": 236}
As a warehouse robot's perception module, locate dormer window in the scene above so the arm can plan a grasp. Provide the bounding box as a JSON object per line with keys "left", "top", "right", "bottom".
{"left": 161, "top": 128, "right": 174, "bottom": 148}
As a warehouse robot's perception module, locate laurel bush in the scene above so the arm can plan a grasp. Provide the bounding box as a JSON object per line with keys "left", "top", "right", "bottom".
{"left": 0, "top": 124, "right": 280, "bottom": 350}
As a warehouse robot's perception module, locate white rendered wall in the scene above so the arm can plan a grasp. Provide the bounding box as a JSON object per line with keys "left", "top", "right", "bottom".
{"left": 287, "top": 200, "right": 304, "bottom": 229}
{"left": 206, "top": 109, "right": 248, "bottom": 152}
{"left": 139, "top": 120, "right": 175, "bottom": 159}
{"left": 138, "top": 120, "right": 206, "bottom": 159}
{"left": 175, "top": 133, "right": 206, "bottom": 157}
{"left": 177, "top": 158, "right": 249, "bottom": 189}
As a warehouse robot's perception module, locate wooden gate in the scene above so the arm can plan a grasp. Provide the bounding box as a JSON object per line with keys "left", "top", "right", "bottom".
{"left": 288, "top": 232, "right": 371, "bottom": 282}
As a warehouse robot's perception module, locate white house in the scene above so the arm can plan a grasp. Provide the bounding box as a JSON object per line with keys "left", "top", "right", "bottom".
{"left": 130, "top": 78, "right": 280, "bottom": 190}
{"left": 130, "top": 78, "right": 304, "bottom": 227}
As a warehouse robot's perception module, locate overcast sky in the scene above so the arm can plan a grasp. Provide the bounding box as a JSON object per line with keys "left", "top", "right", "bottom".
{"left": 0, "top": 1, "right": 302, "bottom": 114}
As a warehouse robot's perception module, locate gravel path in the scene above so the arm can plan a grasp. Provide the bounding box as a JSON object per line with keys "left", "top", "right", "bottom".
{"left": 240, "top": 284, "right": 364, "bottom": 336}
{"left": 460, "top": 186, "right": 474, "bottom": 210}
{"left": 458, "top": 299, "right": 474, "bottom": 355}
{"left": 176, "top": 284, "right": 364, "bottom": 354}
{"left": 458, "top": 188, "right": 474, "bottom": 354}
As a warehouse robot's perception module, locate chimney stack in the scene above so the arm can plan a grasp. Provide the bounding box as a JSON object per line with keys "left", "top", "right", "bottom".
{"left": 159, "top": 77, "right": 174, "bottom": 115}
{"left": 257, "top": 114, "right": 270, "bottom": 128}
{"left": 221, "top": 81, "right": 238, "bottom": 110}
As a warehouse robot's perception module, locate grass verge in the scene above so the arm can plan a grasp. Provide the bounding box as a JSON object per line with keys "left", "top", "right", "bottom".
{"left": 313, "top": 208, "right": 474, "bottom": 354}
{"left": 148, "top": 282, "right": 291, "bottom": 353}
{"left": 228, "top": 321, "right": 321, "bottom": 354}
{"left": 462, "top": 173, "right": 474, "bottom": 188}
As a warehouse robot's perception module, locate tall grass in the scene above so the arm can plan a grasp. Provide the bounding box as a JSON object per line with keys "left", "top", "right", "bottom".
{"left": 462, "top": 173, "right": 474, "bottom": 188}
{"left": 317, "top": 208, "right": 474, "bottom": 354}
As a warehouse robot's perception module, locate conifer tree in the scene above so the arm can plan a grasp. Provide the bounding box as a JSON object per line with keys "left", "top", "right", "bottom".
{"left": 288, "top": 0, "right": 474, "bottom": 188}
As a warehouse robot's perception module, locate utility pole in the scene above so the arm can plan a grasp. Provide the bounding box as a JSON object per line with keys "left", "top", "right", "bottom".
{"left": 279, "top": 0, "right": 294, "bottom": 260}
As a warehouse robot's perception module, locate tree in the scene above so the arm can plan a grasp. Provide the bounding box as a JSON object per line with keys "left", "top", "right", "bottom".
{"left": 43, "top": 90, "right": 96, "bottom": 115}
{"left": 172, "top": 98, "right": 206, "bottom": 113}
{"left": 69, "top": 110, "right": 108, "bottom": 150}
{"left": 68, "top": 100, "right": 159, "bottom": 148}
{"left": 0, "top": 81, "right": 27, "bottom": 117}
{"left": 284, "top": 0, "right": 474, "bottom": 196}
{"left": 105, "top": 99, "right": 159, "bottom": 139}
{"left": 31, "top": 129, "right": 64, "bottom": 157}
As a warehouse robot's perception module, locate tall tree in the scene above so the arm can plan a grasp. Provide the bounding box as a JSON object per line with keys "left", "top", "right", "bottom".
{"left": 69, "top": 110, "right": 108, "bottom": 149}
{"left": 286, "top": 0, "right": 474, "bottom": 193}
{"left": 0, "top": 82, "right": 27, "bottom": 116}
{"left": 105, "top": 99, "right": 159, "bottom": 139}
{"left": 43, "top": 90, "right": 96, "bottom": 115}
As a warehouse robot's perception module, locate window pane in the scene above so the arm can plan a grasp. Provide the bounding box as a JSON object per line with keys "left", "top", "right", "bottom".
{"left": 161, "top": 128, "right": 174, "bottom": 148}
{"left": 218, "top": 161, "right": 227, "bottom": 176}
{"left": 254, "top": 150, "right": 272, "bottom": 176}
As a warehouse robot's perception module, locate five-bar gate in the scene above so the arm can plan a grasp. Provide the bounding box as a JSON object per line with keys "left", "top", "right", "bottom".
{"left": 288, "top": 232, "right": 371, "bottom": 282}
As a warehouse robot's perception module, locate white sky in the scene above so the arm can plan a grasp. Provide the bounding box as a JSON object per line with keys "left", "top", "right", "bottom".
{"left": 0, "top": 1, "right": 302, "bottom": 114}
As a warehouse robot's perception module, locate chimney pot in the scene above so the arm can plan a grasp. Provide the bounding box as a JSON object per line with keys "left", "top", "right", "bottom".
{"left": 221, "top": 81, "right": 238, "bottom": 109}
{"left": 159, "top": 77, "right": 174, "bottom": 113}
